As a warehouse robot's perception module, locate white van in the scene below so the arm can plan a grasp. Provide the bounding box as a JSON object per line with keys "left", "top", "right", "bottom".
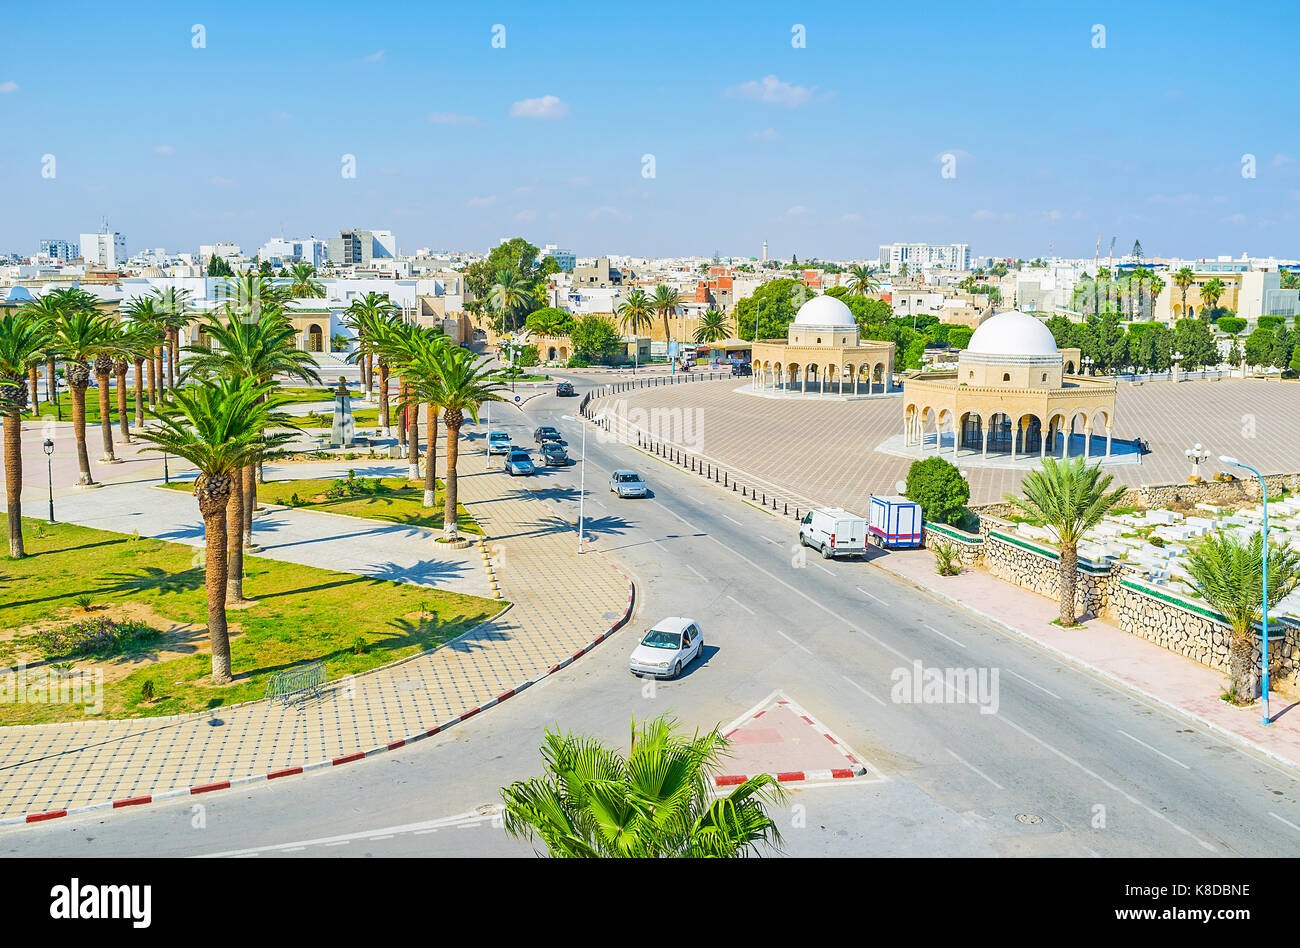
{"left": 798, "top": 508, "right": 868, "bottom": 559}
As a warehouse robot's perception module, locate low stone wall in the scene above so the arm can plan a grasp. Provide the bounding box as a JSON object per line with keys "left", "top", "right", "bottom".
{"left": 1124, "top": 472, "right": 1300, "bottom": 510}
{"left": 921, "top": 520, "right": 983, "bottom": 569}
{"left": 980, "top": 525, "right": 1118, "bottom": 618}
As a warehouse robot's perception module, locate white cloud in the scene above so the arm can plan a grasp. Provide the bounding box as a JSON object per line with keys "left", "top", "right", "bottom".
{"left": 360, "top": 50, "right": 385, "bottom": 63}
{"left": 747, "top": 128, "right": 781, "bottom": 142}
{"left": 153, "top": 144, "right": 175, "bottom": 155}
{"left": 1272, "top": 153, "right": 1296, "bottom": 168}
{"left": 428, "top": 111, "right": 480, "bottom": 125}
{"left": 209, "top": 176, "right": 234, "bottom": 186}
{"left": 726, "top": 75, "right": 824, "bottom": 108}
{"left": 587, "top": 206, "right": 624, "bottom": 221}
{"left": 466, "top": 195, "right": 498, "bottom": 207}
{"left": 512, "top": 185, "right": 535, "bottom": 196}
{"left": 509, "top": 95, "right": 570, "bottom": 120}
{"left": 0, "top": 81, "right": 18, "bottom": 94}
{"left": 514, "top": 210, "right": 536, "bottom": 223}
{"left": 971, "top": 209, "right": 998, "bottom": 221}
{"left": 784, "top": 205, "right": 810, "bottom": 217}
{"left": 1043, "top": 209, "right": 1063, "bottom": 222}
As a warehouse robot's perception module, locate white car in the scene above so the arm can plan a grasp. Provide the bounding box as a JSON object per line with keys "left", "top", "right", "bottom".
{"left": 628, "top": 617, "right": 704, "bottom": 679}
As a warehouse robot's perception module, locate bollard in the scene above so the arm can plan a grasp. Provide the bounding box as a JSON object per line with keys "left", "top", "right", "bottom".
{"left": 784, "top": 502, "right": 788, "bottom": 515}
{"left": 762, "top": 493, "right": 766, "bottom": 505}
{"left": 724, "top": 472, "right": 728, "bottom": 487}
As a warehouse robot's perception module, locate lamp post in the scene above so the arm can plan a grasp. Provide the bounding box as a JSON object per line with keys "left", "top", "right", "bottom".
{"left": 561, "top": 413, "right": 589, "bottom": 554}
{"left": 1185, "top": 443, "right": 1209, "bottom": 481}
{"left": 163, "top": 451, "right": 170, "bottom": 485}
{"left": 43, "top": 439, "right": 55, "bottom": 523}
{"left": 485, "top": 398, "right": 492, "bottom": 470}
{"left": 1219, "top": 455, "right": 1274, "bottom": 726}
{"left": 1171, "top": 349, "right": 1183, "bottom": 383}
{"left": 1082, "top": 355, "right": 1094, "bottom": 377}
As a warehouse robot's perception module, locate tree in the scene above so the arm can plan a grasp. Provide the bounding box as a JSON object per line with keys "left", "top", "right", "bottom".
{"left": 1257, "top": 315, "right": 1286, "bottom": 334}
{"left": 616, "top": 290, "right": 654, "bottom": 340}
{"left": 151, "top": 285, "right": 194, "bottom": 394}
{"left": 462, "top": 237, "right": 545, "bottom": 301}
{"left": 1174, "top": 318, "right": 1217, "bottom": 370}
{"left": 432, "top": 348, "right": 505, "bottom": 542}
{"left": 344, "top": 291, "right": 400, "bottom": 412}
{"left": 500, "top": 715, "right": 786, "bottom": 858}
{"left": 524, "top": 307, "right": 576, "bottom": 337}
{"left": 1005, "top": 455, "right": 1126, "bottom": 626}
{"left": 1244, "top": 328, "right": 1275, "bottom": 370}
{"left": 733, "top": 279, "right": 803, "bottom": 342}
{"left": 122, "top": 296, "right": 164, "bottom": 423}
{"left": 1173, "top": 267, "right": 1195, "bottom": 317}
{"left": 0, "top": 311, "right": 51, "bottom": 556}
{"left": 206, "top": 255, "right": 234, "bottom": 277}
{"left": 1184, "top": 531, "right": 1300, "bottom": 703}
{"left": 393, "top": 330, "right": 455, "bottom": 507}
{"left": 650, "top": 285, "right": 681, "bottom": 347}
{"left": 1199, "top": 277, "right": 1225, "bottom": 320}
{"left": 693, "top": 310, "right": 730, "bottom": 344}
{"left": 46, "top": 299, "right": 118, "bottom": 486}
{"left": 570, "top": 315, "right": 621, "bottom": 364}
{"left": 136, "top": 379, "right": 292, "bottom": 682}
{"left": 905, "top": 457, "right": 969, "bottom": 526}
{"left": 846, "top": 264, "right": 881, "bottom": 298}
{"left": 1216, "top": 316, "right": 1247, "bottom": 337}
{"left": 287, "top": 262, "right": 326, "bottom": 299}
{"left": 489, "top": 269, "right": 539, "bottom": 334}
{"left": 947, "top": 326, "right": 974, "bottom": 349}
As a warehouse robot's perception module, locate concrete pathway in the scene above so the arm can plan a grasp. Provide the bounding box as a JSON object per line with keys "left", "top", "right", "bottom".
{"left": 0, "top": 424, "right": 632, "bottom": 824}
{"left": 874, "top": 546, "right": 1300, "bottom": 769}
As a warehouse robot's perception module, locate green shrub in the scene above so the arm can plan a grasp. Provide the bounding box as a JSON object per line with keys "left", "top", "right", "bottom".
{"left": 933, "top": 540, "right": 961, "bottom": 576}
{"left": 139, "top": 679, "right": 156, "bottom": 702}
{"left": 905, "top": 456, "right": 970, "bottom": 526}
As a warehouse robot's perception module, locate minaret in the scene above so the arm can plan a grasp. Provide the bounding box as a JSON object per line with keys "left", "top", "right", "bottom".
{"left": 762, "top": 240, "right": 768, "bottom": 263}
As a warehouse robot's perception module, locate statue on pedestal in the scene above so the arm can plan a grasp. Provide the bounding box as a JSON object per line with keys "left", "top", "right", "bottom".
{"left": 330, "top": 376, "right": 355, "bottom": 447}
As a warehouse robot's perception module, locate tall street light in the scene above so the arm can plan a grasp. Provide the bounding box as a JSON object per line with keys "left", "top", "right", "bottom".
{"left": 43, "top": 439, "right": 55, "bottom": 523}
{"left": 561, "top": 412, "right": 595, "bottom": 554}
{"left": 1220, "top": 455, "right": 1275, "bottom": 726}
{"left": 1185, "top": 443, "right": 1209, "bottom": 481}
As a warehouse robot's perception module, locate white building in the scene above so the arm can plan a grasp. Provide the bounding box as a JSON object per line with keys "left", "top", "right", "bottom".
{"left": 541, "top": 244, "right": 576, "bottom": 272}
{"left": 258, "top": 237, "right": 328, "bottom": 268}
{"left": 79, "top": 232, "right": 127, "bottom": 268}
{"left": 879, "top": 242, "right": 971, "bottom": 273}
{"left": 199, "top": 242, "right": 243, "bottom": 268}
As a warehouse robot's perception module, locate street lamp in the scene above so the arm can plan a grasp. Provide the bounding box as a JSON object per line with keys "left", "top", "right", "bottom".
{"left": 561, "top": 413, "right": 591, "bottom": 554}
{"left": 1171, "top": 349, "right": 1184, "bottom": 383}
{"left": 1082, "top": 355, "right": 1095, "bottom": 377}
{"left": 1219, "top": 455, "right": 1275, "bottom": 726}
{"left": 43, "top": 439, "right": 55, "bottom": 523}
{"left": 163, "top": 451, "right": 170, "bottom": 485}
{"left": 1185, "top": 443, "right": 1209, "bottom": 480}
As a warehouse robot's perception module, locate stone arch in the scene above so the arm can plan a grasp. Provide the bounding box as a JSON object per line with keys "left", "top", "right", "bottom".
{"left": 307, "top": 324, "right": 324, "bottom": 352}
{"left": 559, "top": 345, "right": 570, "bottom": 361}
{"left": 1064, "top": 360, "right": 1076, "bottom": 374}
{"left": 547, "top": 346, "right": 558, "bottom": 361}
{"left": 1018, "top": 412, "right": 1044, "bottom": 456}
{"left": 959, "top": 409, "right": 985, "bottom": 452}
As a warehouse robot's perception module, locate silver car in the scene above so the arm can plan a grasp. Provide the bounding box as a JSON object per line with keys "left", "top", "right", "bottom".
{"left": 609, "top": 470, "right": 646, "bottom": 498}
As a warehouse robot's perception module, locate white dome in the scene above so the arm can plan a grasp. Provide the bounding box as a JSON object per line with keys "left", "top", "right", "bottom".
{"left": 966, "top": 310, "right": 1058, "bottom": 357}
{"left": 792, "top": 293, "right": 855, "bottom": 328}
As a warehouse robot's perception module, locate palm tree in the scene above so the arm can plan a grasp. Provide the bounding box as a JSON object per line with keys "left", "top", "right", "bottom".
{"left": 1004, "top": 455, "right": 1126, "bottom": 626}
{"left": 692, "top": 309, "right": 731, "bottom": 345}
{"left": 616, "top": 289, "right": 654, "bottom": 340}
{"left": 106, "top": 322, "right": 152, "bottom": 447}
{"left": 846, "top": 264, "right": 882, "bottom": 298}
{"left": 136, "top": 378, "right": 292, "bottom": 682}
{"left": 344, "top": 291, "right": 399, "bottom": 403}
{"left": 1184, "top": 531, "right": 1300, "bottom": 703}
{"left": 286, "top": 262, "right": 326, "bottom": 299}
{"left": 651, "top": 285, "right": 681, "bottom": 349}
{"left": 393, "top": 330, "right": 454, "bottom": 507}
{"left": 500, "top": 715, "right": 786, "bottom": 858}
{"left": 0, "top": 311, "right": 52, "bottom": 556}
{"left": 489, "top": 269, "right": 538, "bottom": 334}
{"left": 47, "top": 301, "right": 118, "bottom": 486}
{"left": 150, "top": 286, "right": 193, "bottom": 394}
{"left": 432, "top": 347, "right": 504, "bottom": 542}
{"left": 1148, "top": 275, "right": 1165, "bottom": 322}
{"left": 122, "top": 296, "right": 163, "bottom": 425}
{"left": 1200, "top": 277, "right": 1226, "bottom": 322}
{"left": 1173, "top": 267, "right": 1195, "bottom": 319}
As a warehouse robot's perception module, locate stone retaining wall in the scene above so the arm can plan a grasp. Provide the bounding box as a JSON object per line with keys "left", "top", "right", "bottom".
{"left": 1124, "top": 472, "right": 1300, "bottom": 510}
{"left": 921, "top": 521, "right": 983, "bottom": 569}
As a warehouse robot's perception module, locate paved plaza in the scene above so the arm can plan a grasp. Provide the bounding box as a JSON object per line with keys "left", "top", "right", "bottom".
{"left": 593, "top": 377, "right": 1300, "bottom": 510}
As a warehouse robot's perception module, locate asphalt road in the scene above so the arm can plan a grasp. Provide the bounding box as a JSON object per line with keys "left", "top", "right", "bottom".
{"left": 4, "top": 369, "right": 1299, "bottom": 858}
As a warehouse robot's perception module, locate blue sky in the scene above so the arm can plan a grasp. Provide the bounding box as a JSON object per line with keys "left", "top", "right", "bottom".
{"left": 2, "top": 0, "right": 1297, "bottom": 261}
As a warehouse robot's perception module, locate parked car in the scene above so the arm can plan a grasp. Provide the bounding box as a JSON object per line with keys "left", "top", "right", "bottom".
{"left": 533, "top": 426, "right": 563, "bottom": 444}
{"left": 730, "top": 362, "right": 753, "bottom": 377}
{"left": 628, "top": 617, "right": 704, "bottom": 679}
{"left": 555, "top": 381, "right": 575, "bottom": 397}
{"left": 609, "top": 470, "right": 647, "bottom": 498}
{"left": 487, "top": 430, "right": 512, "bottom": 455}
{"left": 799, "top": 507, "right": 868, "bottom": 559}
{"left": 540, "top": 441, "right": 569, "bottom": 466}
{"left": 505, "top": 448, "right": 535, "bottom": 476}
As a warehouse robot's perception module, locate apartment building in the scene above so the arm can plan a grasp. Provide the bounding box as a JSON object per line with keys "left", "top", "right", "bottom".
{"left": 878, "top": 242, "right": 971, "bottom": 273}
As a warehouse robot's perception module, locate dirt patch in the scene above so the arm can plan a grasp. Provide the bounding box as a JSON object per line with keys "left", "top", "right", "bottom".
{"left": 5, "top": 602, "right": 241, "bottom": 687}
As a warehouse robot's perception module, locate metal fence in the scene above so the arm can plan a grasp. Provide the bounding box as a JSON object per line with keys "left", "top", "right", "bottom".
{"left": 264, "top": 660, "right": 326, "bottom": 705}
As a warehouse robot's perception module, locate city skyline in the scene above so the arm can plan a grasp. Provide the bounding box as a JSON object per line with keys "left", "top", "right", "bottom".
{"left": 2, "top": 1, "right": 1298, "bottom": 260}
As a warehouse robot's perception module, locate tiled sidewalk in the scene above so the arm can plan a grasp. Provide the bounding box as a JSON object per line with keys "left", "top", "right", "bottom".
{"left": 875, "top": 548, "right": 1300, "bottom": 769}
{"left": 0, "top": 424, "right": 632, "bottom": 824}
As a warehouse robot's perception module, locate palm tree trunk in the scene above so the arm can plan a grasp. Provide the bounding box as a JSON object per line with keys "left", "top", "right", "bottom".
{"left": 1058, "top": 542, "right": 1079, "bottom": 625}
{"left": 70, "top": 383, "right": 93, "bottom": 486}
{"left": 150, "top": 349, "right": 160, "bottom": 405}
{"left": 169, "top": 328, "right": 180, "bottom": 390}
{"left": 197, "top": 482, "right": 233, "bottom": 683}
{"left": 379, "top": 362, "right": 390, "bottom": 435}
{"left": 114, "top": 363, "right": 132, "bottom": 443}
{"left": 226, "top": 480, "right": 246, "bottom": 602}
{"left": 661, "top": 314, "right": 671, "bottom": 349}
{"left": 28, "top": 367, "right": 39, "bottom": 418}
{"left": 397, "top": 380, "right": 407, "bottom": 448}
{"left": 46, "top": 359, "right": 57, "bottom": 413}
{"left": 407, "top": 401, "right": 420, "bottom": 480}
{"left": 366, "top": 354, "right": 374, "bottom": 397}
{"left": 1228, "top": 633, "right": 1256, "bottom": 704}
{"left": 424, "top": 403, "right": 438, "bottom": 507}
{"left": 242, "top": 463, "right": 256, "bottom": 550}
{"left": 443, "top": 420, "right": 461, "bottom": 541}
{"left": 4, "top": 409, "right": 24, "bottom": 557}
{"left": 133, "top": 357, "right": 145, "bottom": 428}
{"left": 96, "top": 370, "right": 116, "bottom": 462}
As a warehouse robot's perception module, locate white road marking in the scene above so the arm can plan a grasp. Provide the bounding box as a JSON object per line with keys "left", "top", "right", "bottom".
{"left": 762, "top": 536, "right": 779, "bottom": 545}
{"left": 685, "top": 563, "right": 706, "bottom": 580}
{"left": 650, "top": 539, "right": 668, "bottom": 552}
{"left": 722, "top": 514, "right": 744, "bottom": 526}
{"left": 856, "top": 586, "right": 888, "bottom": 606}
{"left": 945, "top": 748, "right": 1006, "bottom": 790}
{"left": 1270, "top": 812, "right": 1300, "bottom": 834}
{"left": 1004, "top": 668, "right": 1060, "bottom": 699}
{"left": 776, "top": 629, "right": 813, "bottom": 654}
{"left": 1118, "top": 729, "right": 1190, "bottom": 770}
{"left": 998, "top": 715, "right": 1216, "bottom": 852}
{"left": 370, "top": 834, "right": 395, "bottom": 840}
{"left": 726, "top": 595, "right": 755, "bottom": 615}
{"left": 324, "top": 841, "right": 350, "bottom": 847}
{"left": 924, "top": 623, "right": 966, "bottom": 649}
{"left": 812, "top": 563, "right": 834, "bottom": 575}
{"left": 194, "top": 809, "right": 494, "bottom": 857}
{"left": 841, "top": 675, "right": 887, "bottom": 707}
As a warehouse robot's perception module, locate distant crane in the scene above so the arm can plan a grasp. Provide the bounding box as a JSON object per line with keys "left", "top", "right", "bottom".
{"left": 1107, "top": 236, "right": 1116, "bottom": 271}
{"left": 1094, "top": 234, "right": 1102, "bottom": 274}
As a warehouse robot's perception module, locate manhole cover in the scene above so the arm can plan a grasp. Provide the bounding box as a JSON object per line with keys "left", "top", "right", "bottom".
{"left": 1016, "top": 813, "right": 1043, "bottom": 825}
{"left": 476, "top": 804, "right": 500, "bottom": 816}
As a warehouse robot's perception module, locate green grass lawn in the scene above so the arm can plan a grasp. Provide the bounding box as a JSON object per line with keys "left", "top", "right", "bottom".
{"left": 30, "top": 387, "right": 137, "bottom": 426}
{"left": 276, "top": 385, "right": 364, "bottom": 404}
{"left": 159, "top": 475, "right": 481, "bottom": 535}
{"left": 0, "top": 514, "right": 503, "bottom": 724}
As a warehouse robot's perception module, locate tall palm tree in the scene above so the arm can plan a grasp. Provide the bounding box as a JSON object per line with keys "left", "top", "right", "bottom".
{"left": 651, "top": 284, "right": 681, "bottom": 349}
{"left": 344, "top": 291, "right": 399, "bottom": 402}
{"left": 1097, "top": 267, "right": 1112, "bottom": 314}
{"left": 136, "top": 378, "right": 292, "bottom": 682}
{"left": 1200, "top": 277, "right": 1226, "bottom": 322}
{"left": 393, "top": 330, "right": 454, "bottom": 507}
{"left": 500, "top": 714, "right": 786, "bottom": 858}
{"left": 17, "top": 292, "right": 71, "bottom": 417}
{"left": 489, "top": 269, "right": 538, "bottom": 334}
{"left": 371, "top": 321, "right": 429, "bottom": 482}
{"left": 47, "top": 301, "right": 118, "bottom": 486}
{"left": 692, "top": 309, "right": 731, "bottom": 345}
{"left": 0, "top": 311, "right": 52, "bottom": 556}
{"left": 432, "top": 347, "right": 504, "bottom": 542}
{"left": 1148, "top": 275, "right": 1165, "bottom": 322}
{"left": 1004, "top": 455, "right": 1126, "bottom": 626}
{"left": 122, "top": 296, "right": 163, "bottom": 426}
{"left": 1184, "top": 531, "right": 1300, "bottom": 703}
{"left": 286, "top": 262, "right": 326, "bottom": 299}
{"left": 1173, "top": 266, "right": 1195, "bottom": 318}
{"left": 846, "top": 264, "right": 882, "bottom": 298}
{"left": 150, "top": 286, "right": 193, "bottom": 394}
{"left": 616, "top": 289, "right": 654, "bottom": 339}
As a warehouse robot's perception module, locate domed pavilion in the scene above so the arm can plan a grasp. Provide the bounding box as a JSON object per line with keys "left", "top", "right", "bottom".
{"left": 751, "top": 294, "right": 896, "bottom": 396}
{"left": 902, "top": 310, "right": 1118, "bottom": 460}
